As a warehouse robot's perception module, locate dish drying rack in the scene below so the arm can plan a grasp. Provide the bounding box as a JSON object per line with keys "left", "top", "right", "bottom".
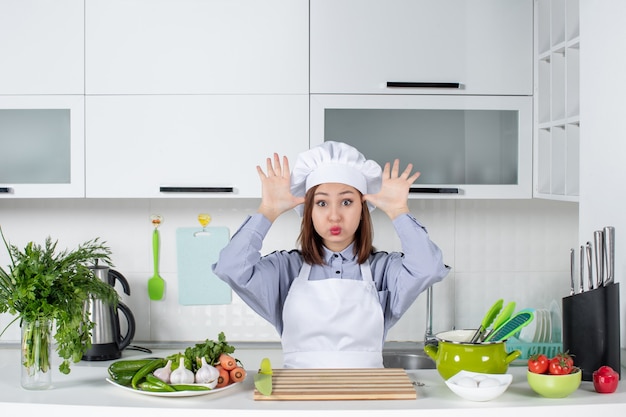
{"left": 506, "top": 336, "right": 563, "bottom": 360}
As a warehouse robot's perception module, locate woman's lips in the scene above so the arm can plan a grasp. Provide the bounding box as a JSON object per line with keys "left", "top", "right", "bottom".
{"left": 330, "top": 226, "right": 342, "bottom": 235}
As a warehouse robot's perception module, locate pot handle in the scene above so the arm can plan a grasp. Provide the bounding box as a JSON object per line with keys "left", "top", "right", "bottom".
{"left": 504, "top": 349, "right": 522, "bottom": 365}
{"left": 424, "top": 344, "right": 439, "bottom": 360}
{"left": 117, "top": 301, "right": 136, "bottom": 351}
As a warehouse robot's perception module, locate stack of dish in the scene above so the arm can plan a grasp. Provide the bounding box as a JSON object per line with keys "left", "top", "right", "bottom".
{"left": 518, "top": 300, "right": 562, "bottom": 343}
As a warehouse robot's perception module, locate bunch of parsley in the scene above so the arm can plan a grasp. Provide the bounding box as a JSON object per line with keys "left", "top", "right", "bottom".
{"left": 0, "top": 226, "right": 120, "bottom": 375}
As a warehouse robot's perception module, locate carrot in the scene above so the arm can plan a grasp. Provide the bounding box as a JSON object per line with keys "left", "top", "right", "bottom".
{"left": 229, "top": 366, "right": 246, "bottom": 383}
{"left": 218, "top": 353, "right": 237, "bottom": 371}
{"left": 215, "top": 364, "right": 230, "bottom": 388}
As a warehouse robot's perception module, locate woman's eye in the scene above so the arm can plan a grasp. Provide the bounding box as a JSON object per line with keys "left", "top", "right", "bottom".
{"left": 315, "top": 200, "right": 327, "bottom": 207}
{"left": 342, "top": 199, "right": 353, "bottom": 206}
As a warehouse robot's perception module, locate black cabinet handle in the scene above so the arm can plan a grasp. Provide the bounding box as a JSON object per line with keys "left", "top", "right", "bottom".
{"left": 409, "top": 187, "right": 459, "bottom": 194}
{"left": 387, "top": 82, "right": 461, "bottom": 89}
{"left": 159, "top": 186, "right": 234, "bottom": 193}
{"left": 0, "top": 187, "right": 13, "bottom": 193}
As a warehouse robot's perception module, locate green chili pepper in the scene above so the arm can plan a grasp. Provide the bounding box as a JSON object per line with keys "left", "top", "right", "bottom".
{"left": 171, "top": 384, "right": 212, "bottom": 391}
{"left": 144, "top": 374, "right": 176, "bottom": 392}
{"left": 131, "top": 358, "right": 166, "bottom": 389}
{"left": 138, "top": 381, "right": 173, "bottom": 392}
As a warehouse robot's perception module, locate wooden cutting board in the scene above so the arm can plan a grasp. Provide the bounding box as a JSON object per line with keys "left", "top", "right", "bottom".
{"left": 253, "top": 368, "right": 417, "bottom": 401}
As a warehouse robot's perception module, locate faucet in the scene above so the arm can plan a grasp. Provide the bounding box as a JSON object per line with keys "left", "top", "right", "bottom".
{"left": 424, "top": 285, "right": 437, "bottom": 346}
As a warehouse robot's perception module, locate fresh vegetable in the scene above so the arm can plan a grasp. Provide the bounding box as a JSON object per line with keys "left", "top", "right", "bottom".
{"left": 593, "top": 366, "right": 619, "bottom": 394}
{"left": 107, "top": 333, "right": 245, "bottom": 393}
{"left": 131, "top": 358, "right": 167, "bottom": 389}
{"left": 528, "top": 353, "right": 549, "bottom": 374}
{"left": 109, "top": 359, "right": 157, "bottom": 375}
{"left": 548, "top": 352, "right": 574, "bottom": 375}
{"left": 229, "top": 366, "right": 247, "bottom": 383}
{"left": 219, "top": 353, "right": 237, "bottom": 370}
{"left": 145, "top": 374, "right": 176, "bottom": 392}
{"left": 153, "top": 359, "right": 172, "bottom": 383}
{"left": 215, "top": 364, "right": 230, "bottom": 388}
{"left": 0, "top": 227, "right": 120, "bottom": 375}
{"left": 195, "top": 357, "right": 219, "bottom": 387}
{"left": 170, "top": 357, "right": 195, "bottom": 384}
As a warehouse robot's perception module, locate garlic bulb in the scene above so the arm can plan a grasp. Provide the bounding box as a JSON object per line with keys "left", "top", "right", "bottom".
{"left": 170, "top": 357, "right": 195, "bottom": 385}
{"left": 195, "top": 357, "right": 219, "bottom": 388}
{"left": 153, "top": 359, "right": 172, "bottom": 383}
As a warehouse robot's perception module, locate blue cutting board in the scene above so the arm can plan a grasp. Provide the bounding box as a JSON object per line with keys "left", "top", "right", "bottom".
{"left": 176, "top": 227, "right": 231, "bottom": 305}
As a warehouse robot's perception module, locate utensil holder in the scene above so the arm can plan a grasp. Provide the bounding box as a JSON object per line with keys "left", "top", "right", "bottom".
{"left": 562, "top": 283, "right": 621, "bottom": 381}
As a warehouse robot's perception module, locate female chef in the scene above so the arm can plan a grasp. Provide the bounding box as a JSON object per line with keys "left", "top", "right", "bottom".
{"left": 212, "top": 141, "right": 450, "bottom": 368}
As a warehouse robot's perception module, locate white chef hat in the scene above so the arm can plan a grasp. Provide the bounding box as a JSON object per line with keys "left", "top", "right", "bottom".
{"left": 290, "top": 141, "right": 382, "bottom": 216}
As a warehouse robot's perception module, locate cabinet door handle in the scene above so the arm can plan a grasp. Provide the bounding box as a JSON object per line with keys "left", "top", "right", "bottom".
{"left": 159, "top": 186, "right": 234, "bottom": 193}
{"left": 387, "top": 82, "right": 461, "bottom": 89}
{"left": 0, "top": 187, "right": 13, "bottom": 193}
{"left": 409, "top": 187, "right": 459, "bottom": 194}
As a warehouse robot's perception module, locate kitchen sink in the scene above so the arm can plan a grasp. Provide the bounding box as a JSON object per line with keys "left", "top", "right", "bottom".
{"left": 382, "top": 350, "right": 436, "bottom": 370}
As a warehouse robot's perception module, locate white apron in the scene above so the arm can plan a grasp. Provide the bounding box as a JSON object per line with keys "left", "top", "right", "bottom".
{"left": 281, "top": 259, "right": 385, "bottom": 368}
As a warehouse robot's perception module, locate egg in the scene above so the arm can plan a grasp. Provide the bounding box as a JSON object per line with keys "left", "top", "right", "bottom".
{"left": 455, "top": 377, "right": 478, "bottom": 388}
{"left": 478, "top": 377, "right": 501, "bottom": 388}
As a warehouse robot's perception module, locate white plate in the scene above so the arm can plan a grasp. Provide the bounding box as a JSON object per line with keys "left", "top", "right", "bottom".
{"left": 106, "top": 378, "right": 241, "bottom": 397}
{"left": 518, "top": 310, "right": 537, "bottom": 343}
{"left": 549, "top": 299, "right": 562, "bottom": 343}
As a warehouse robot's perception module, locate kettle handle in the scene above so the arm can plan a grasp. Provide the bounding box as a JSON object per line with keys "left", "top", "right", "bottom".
{"left": 109, "top": 269, "right": 131, "bottom": 296}
{"left": 116, "top": 301, "right": 136, "bottom": 351}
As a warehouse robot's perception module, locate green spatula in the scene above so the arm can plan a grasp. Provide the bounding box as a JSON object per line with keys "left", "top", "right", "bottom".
{"left": 469, "top": 299, "right": 503, "bottom": 343}
{"left": 484, "top": 308, "right": 534, "bottom": 342}
{"left": 148, "top": 215, "right": 165, "bottom": 301}
{"left": 481, "top": 301, "right": 516, "bottom": 341}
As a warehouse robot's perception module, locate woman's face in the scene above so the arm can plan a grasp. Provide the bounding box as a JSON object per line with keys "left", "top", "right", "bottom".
{"left": 311, "top": 182, "right": 363, "bottom": 252}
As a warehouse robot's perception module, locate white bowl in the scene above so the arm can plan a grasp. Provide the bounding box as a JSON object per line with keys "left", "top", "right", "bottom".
{"left": 445, "top": 370, "right": 513, "bottom": 402}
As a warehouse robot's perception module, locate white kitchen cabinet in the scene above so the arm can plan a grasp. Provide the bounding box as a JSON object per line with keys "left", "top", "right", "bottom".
{"left": 0, "top": 95, "right": 85, "bottom": 198}
{"left": 310, "top": 0, "right": 533, "bottom": 95}
{"left": 85, "top": 0, "right": 308, "bottom": 95}
{"left": 0, "top": 0, "right": 84, "bottom": 94}
{"left": 533, "top": 0, "right": 580, "bottom": 201}
{"left": 311, "top": 94, "right": 533, "bottom": 199}
{"left": 85, "top": 95, "right": 309, "bottom": 198}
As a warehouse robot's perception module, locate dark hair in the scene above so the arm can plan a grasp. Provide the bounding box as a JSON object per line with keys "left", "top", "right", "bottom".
{"left": 297, "top": 184, "right": 374, "bottom": 265}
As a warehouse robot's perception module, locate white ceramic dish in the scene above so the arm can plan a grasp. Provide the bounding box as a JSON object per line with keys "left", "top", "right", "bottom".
{"left": 549, "top": 299, "right": 562, "bottom": 343}
{"left": 519, "top": 310, "right": 538, "bottom": 343}
{"left": 445, "top": 370, "right": 513, "bottom": 402}
{"left": 105, "top": 378, "right": 241, "bottom": 398}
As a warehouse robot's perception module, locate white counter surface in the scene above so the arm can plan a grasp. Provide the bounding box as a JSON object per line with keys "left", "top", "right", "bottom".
{"left": 1, "top": 344, "right": 625, "bottom": 416}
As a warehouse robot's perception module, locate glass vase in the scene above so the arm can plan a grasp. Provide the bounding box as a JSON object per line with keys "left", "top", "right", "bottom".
{"left": 20, "top": 318, "right": 53, "bottom": 390}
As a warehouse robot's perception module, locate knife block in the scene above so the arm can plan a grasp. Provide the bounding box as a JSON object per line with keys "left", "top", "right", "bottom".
{"left": 562, "top": 283, "right": 621, "bottom": 381}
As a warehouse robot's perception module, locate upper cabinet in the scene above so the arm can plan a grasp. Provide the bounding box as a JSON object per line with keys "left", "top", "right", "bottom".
{"left": 85, "top": 95, "right": 309, "bottom": 198}
{"left": 310, "top": 0, "right": 533, "bottom": 96}
{"left": 85, "top": 0, "right": 308, "bottom": 95}
{"left": 0, "top": 0, "right": 84, "bottom": 94}
{"left": 533, "top": 0, "right": 580, "bottom": 201}
{"left": 0, "top": 96, "right": 85, "bottom": 198}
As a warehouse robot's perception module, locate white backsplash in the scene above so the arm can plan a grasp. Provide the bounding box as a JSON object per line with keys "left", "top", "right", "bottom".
{"left": 0, "top": 198, "right": 578, "bottom": 344}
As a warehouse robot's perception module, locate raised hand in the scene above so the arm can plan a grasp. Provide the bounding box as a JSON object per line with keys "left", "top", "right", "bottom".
{"left": 363, "top": 159, "right": 420, "bottom": 220}
{"left": 256, "top": 153, "right": 305, "bottom": 222}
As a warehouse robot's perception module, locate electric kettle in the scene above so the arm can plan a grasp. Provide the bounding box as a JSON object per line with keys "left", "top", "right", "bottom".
{"left": 82, "top": 264, "right": 136, "bottom": 361}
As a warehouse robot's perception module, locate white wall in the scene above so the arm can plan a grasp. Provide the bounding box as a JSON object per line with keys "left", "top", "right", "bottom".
{"left": 579, "top": 0, "right": 626, "bottom": 346}
{"left": 1, "top": 198, "right": 578, "bottom": 344}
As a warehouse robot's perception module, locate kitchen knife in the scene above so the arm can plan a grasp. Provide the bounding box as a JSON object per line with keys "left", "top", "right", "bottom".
{"left": 594, "top": 230, "right": 604, "bottom": 288}
{"left": 579, "top": 245, "right": 585, "bottom": 293}
{"left": 569, "top": 248, "right": 575, "bottom": 295}
{"left": 604, "top": 226, "right": 615, "bottom": 285}
{"left": 253, "top": 358, "right": 273, "bottom": 396}
{"left": 586, "top": 242, "right": 594, "bottom": 291}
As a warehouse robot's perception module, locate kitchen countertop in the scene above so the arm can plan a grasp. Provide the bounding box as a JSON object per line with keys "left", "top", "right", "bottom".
{"left": 1, "top": 343, "right": 625, "bottom": 417}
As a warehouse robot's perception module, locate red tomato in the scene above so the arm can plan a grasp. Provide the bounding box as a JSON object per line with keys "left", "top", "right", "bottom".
{"left": 593, "top": 366, "right": 619, "bottom": 394}
{"left": 528, "top": 354, "right": 549, "bottom": 374}
{"left": 548, "top": 352, "right": 574, "bottom": 375}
